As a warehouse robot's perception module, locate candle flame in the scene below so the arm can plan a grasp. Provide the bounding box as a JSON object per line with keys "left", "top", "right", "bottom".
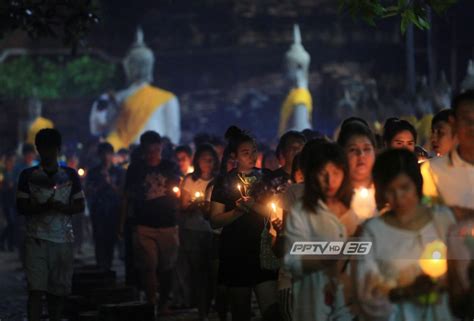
{"left": 237, "top": 184, "right": 241, "bottom": 191}
{"left": 195, "top": 192, "right": 202, "bottom": 199}
{"left": 187, "top": 166, "right": 195, "bottom": 174}
{"left": 360, "top": 188, "right": 369, "bottom": 198}
{"left": 78, "top": 168, "right": 85, "bottom": 177}
{"left": 271, "top": 202, "right": 277, "bottom": 213}
{"left": 172, "top": 186, "right": 180, "bottom": 194}
{"left": 419, "top": 240, "right": 447, "bottom": 279}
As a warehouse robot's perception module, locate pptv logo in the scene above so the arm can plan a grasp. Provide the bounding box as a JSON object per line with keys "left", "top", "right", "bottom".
{"left": 290, "top": 241, "right": 372, "bottom": 256}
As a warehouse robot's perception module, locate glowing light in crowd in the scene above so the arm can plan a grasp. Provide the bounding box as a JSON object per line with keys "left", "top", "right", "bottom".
{"left": 352, "top": 187, "right": 375, "bottom": 221}
{"left": 194, "top": 192, "right": 203, "bottom": 200}
{"left": 271, "top": 202, "right": 277, "bottom": 214}
{"left": 418, "top": 240, "right": 447, "bottom": 279}
{"left": 237, "top": 184, "right": 245, "bottom": 198}
{"left": 187, "top": 166, "right": 195, "bottom": 174}
{"left": 78, "top": 168, "right": 86, "bottom": 177}
{"left": 172, "top": 186, "right": 180, "bottom": 194}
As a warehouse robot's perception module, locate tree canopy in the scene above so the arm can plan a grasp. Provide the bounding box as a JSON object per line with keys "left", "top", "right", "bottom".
{"left": 338, "top": 0, "right": 458, "bottom": 32}
{"left": 0, "top": 55, "right": 116, "bottom": 99}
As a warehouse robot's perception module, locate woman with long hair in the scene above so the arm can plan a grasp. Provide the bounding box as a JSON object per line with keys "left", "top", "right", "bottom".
{"left": 179, "top": 143, "right": 220, "bottom": 321}
{"left": 284, "top": 140, "right": 357, "bottom": 321}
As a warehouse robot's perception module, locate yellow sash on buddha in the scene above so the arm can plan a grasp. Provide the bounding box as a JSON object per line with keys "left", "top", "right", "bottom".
{"left": 278, "top": 88, "right": 313, "bottom": 136}
{"left": 27, "top": 117, "right": 54, "bottom": 144}
{"left": 107, "top": 84, "right": 174, "bottom": 150}
{"left": 417, "top": 114, "right": 433, "bottom": 146}
{"left": 401, "top": 114, "right": 433, "bottom": 146}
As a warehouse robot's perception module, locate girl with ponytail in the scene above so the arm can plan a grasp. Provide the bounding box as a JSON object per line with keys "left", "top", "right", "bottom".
{"left": 210, "top": 126, "right": 280, "bottom": 321}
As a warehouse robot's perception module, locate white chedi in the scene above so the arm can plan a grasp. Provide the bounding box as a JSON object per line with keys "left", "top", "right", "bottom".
{"left": 279, "top": 24, "right": 313, "bottom": 135}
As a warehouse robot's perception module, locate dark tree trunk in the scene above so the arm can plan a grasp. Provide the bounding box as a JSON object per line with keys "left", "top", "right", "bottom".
{"left": 406, "top": 23, "right": 416, "bottom": 96}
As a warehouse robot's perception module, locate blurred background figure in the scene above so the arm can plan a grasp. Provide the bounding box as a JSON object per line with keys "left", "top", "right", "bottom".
{"left": 86, "top": 142, "right": 124, "bottom": 270}
{"left": 0, "top": 151, "right": 18, "bottom": 252}
{"left": 175, "top": 145, "right": 194, "bottom": 176}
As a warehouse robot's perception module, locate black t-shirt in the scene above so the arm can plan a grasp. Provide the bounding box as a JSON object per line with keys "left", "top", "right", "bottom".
{"left": 266, "top": 167, "right": 292, "bottom": 193}
{"left": 86, "top": 165, "right": 124, "bottom": 214}
{"left": 125, "top": 160, "right": 181, "bottom": 228}
{"left": 211, "top": 168, "right": 271, "bottom": 260}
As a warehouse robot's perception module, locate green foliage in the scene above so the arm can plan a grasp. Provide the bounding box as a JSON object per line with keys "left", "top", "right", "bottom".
{"left": 0, "top": 56, "right": 61, "bottom": 99}
{"left": 338, "top": 0, "right": 458, "bottom": 33}
{"left": 63, "top": 56, "right": 116, "bottom": 97}
{"left": 0, "top": 55, "right": 116, "bottom": 99}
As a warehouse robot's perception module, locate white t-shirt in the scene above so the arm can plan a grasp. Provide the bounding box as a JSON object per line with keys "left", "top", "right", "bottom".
{"left": 355, "top": 206, "right": 456, "bottom": 321}
{"left": 284, "top": 199, "right": 354, "bottom": 321}
{"left": 181, "top": 175, "right": 212, "bottom": 232}
{"left": 421, "top": 148, "right": 474, "bottom": 210}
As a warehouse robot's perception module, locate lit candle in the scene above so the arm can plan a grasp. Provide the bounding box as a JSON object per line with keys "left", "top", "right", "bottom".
{"left": 78, "top": 168, "right": 86, "bottom": 177}
{"left": 271, "top": 202, "right": 277, "bottom": 214}
{"left": 418, "top": 240, "right": 447, "bottom": 279}
{"left": 194, "top": 191, "right": 202, "bottom": 201}
{"left": 270, "top": 202, "right": 277, "bottom": 220}
{"left": 237, "top": 184, "right": 245, "bottom": 198}
{"left": 172, "top": 186, "right": 180, "bottom": 197}
{"left": 50, "top": 185, "right": 57, "bottom": 200}
{"left": 352, "top": 187, "right": 376, "bottom": 221}
{"left": 187, "top": 166, "right": 195, "bottom": 174}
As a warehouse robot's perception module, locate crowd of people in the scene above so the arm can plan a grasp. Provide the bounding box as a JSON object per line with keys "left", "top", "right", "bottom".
{"left": 0, "top": 89, "right": 473, "bottom": 321}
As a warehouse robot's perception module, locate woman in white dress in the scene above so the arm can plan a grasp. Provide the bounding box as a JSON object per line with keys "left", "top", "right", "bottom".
{"left": 354, "top": 149, "right": 456, "bottom": 321}
{"left": 337, "top": 118, "right": 378, "bottom": 222}
{"left": 284, "top": 140, "right": 358, "bottom": 321}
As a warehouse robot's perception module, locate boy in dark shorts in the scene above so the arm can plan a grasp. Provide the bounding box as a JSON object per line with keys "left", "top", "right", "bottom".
{"left": 17, "top": 129, "right": 85, "bottom": 321}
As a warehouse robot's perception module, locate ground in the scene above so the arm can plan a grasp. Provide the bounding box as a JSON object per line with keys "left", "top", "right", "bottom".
{"left": 0, "top": 242, "right": 262, "bottom": 321}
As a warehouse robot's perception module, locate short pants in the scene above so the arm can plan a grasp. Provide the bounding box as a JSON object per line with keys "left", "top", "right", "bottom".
{"left": 24, "top": 237, "right": 74, "bottom": 296}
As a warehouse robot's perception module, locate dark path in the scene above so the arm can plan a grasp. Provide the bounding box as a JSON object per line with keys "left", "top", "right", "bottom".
{"left": 0, "top": 243, "right": 262, "bottom": 321}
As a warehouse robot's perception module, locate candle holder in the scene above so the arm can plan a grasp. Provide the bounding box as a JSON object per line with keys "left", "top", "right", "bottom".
{"left": 389, "top": 274, "right": 445, "bottom": 305}
{"left": 389, "top": 240, "right": 447, "bottom": 307}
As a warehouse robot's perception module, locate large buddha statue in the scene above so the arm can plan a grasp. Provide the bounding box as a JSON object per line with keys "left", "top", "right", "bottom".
{"left": 278, "top": 24, "right": 313, "bottom": 136}
{"left": 24, "top": 97, "right": 54, "bottom": 145}
{"left": 90, "top": 28, "right": 180, "bottom": 149}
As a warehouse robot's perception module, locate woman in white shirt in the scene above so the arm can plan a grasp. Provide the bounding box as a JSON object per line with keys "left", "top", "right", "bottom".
{"left": 354, "top": 148, "right": 456, "bottom": 321}
{"left": 337, "top": 118, "right": 378, "bottom": 222}
{"left": 284, "top": 140, "right": 358, "bottom": 321}
{"left": 180, "top": 143, "right": 220, "bottom": 321}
